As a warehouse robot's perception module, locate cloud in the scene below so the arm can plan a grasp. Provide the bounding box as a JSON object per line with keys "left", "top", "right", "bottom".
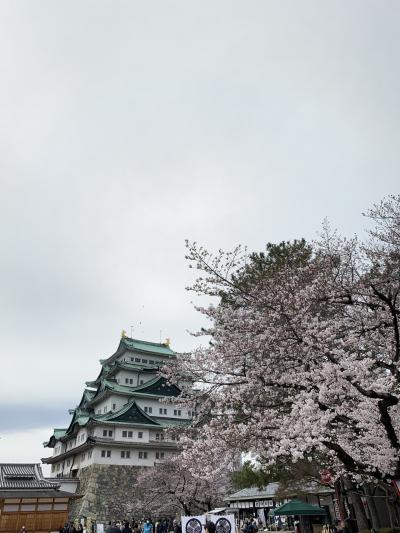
{"left": 1, "top": 405, "right": 71, "bottom": 433}
{"left": 0, "top": 0, "right": 399, "bottom": 458}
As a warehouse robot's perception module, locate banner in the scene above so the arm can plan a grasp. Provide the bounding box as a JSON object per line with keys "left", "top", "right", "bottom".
{"left": 182, "top": 515, "right": 206, "bottom": 533}
{"left": 182, "top": 515, "right": 236, "bottom": 533}
{"left": 207, "top": 515, "right": 236, "bottom": 533}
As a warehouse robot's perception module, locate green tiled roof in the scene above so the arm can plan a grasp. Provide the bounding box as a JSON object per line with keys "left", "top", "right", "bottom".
{"left": 94, "top": 376, "right": 181, "bottom": 398}
{"left": 54, "top": 428, "right": 68, "bottom": 439}
{"left": 108, "top": 361, "right": 159, "bottom": 374}
{"left": 133, "top": 376, "right": 181, "bottom": 397}
{"left": 99, "top": 336, "right": 176, "bottom": 369}
{"left": 95, "top": 400, "right": 161, "bottom": 426}
{"left": 87, "top": 361, "right": 158, "bottom": 388}
{"left": 43, "top": 428, "right": 69, "bottom": 448}
{"left": 122, "top": 337, "right": 175, "bottom": 356}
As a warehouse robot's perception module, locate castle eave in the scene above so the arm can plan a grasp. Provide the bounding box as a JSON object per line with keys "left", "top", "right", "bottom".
{"left": 42, "top": 438, "right": 179, "bottom": 464}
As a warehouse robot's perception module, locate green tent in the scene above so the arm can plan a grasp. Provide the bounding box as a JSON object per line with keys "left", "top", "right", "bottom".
{"left": 274, "top": 499, "right": 327, "bottom": 516}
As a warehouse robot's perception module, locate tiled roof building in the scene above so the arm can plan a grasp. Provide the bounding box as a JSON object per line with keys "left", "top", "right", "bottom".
{"left": 0, "top": 463, "right": 77, "bottom": 533}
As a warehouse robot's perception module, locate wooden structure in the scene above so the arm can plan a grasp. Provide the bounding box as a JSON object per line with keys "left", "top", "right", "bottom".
{"left": 0, "top": 464, "right": 77, "bottom": 533}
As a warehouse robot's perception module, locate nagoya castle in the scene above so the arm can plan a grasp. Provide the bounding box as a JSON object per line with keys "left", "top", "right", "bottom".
{"left": 42, "top": 333, "right": 190, "bottom": 521}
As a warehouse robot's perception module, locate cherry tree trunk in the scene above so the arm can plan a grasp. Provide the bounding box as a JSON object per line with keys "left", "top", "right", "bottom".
{"left": 364, "top": 485, "right": 381, "bottom": 529}
{"left": 342, "top": 478, "right": 369, "bottom": 531}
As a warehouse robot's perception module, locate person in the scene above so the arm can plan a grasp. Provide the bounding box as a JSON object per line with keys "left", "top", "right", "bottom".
{"left": 143, "top": 520, "right": 153, "bottom": 533}
{"left": 110, "top": 524, "right": 122, "bottom": 533}
{"left": 245, "top": 521, "right": 254, "bottom": 533}
{"left": 20, "top": 527, "right": 27, "bottom": 533}
{"left": 204, "top": 522, "right": 216, "bottom": 533}
{"left": 121, "top": 523, "right": 132, "bottom": 533}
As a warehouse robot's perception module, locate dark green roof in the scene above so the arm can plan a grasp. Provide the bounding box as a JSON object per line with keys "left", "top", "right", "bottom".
{"left": 77, "top": 389, "right": 96, "bottom": 408}
{"left": 274, "top": 499, "right": 327, "bottom": 516}
{"left": 131, "top": 376, "right": 181, "bottom": 397}
{"left": 45, "top": 400, "right": 163, "bottom": 445}
{"left": 97, "top": 400, "right": 161, "bottom": 426}
{"left": 122, "top": 337, "right": 175, "bottom": 356}
{"left": 90, "top": 376, "right": 181, "bottom": 401}
{"left": 86, "top": 361, "right": 157, "bottom": 387}
{"left": 43, "top": 428, "right": 68, "bottom": 448}
{"left": 101, "top": 337, "right": 176, "bottom": 367}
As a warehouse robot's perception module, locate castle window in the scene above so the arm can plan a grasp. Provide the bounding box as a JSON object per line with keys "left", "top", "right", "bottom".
{"left": 121, "top": 450, "right": 131, "bottom": 459}
{"left": 135, "top": 358, "right": 140, "bottom": 362}
{"left": 101, "top": 450, "right": 111, "bottom": 458}
{"left": 159, "top": 408, "right": 163, "bottom": 414}
{"left": 156, "top": 452, "right": 165, "bottom": 460}
{"left": 140, "top": 380, "right": 144, "bottom": 385}
{"left": 131, "top": 357, "right": 134, "bottom": 362}
{"left": 128, "top": 431, "right": 133, "bottom": 437}
{"left": 142, "top": 359, "right": 148, "bottom": 364}
{"left": 103, "top": 430, "right": 107, "bottom": 437}
{"left": 149, "top": 360, "right": 155, "bottom": 365}
{"left": 103, "top": 406, "right": 107, "bottom": 413}
{"left": 174, "top": 409, "right": 181, "bottom": 416}
{"left": 108, "top": 430, "right": 112, "bottom": 437}
{"left": 129, "top": 378, "right": 133, "bottom": 385}
{"left": 144, "top": 406, "right": 152, "bottom": 413}
{"left": 163, "top": 408, "right": 167, "bottom": 415}
{"left": 138, "top": 451, "right": 148, "bottom": 459}
{"left": 112, "top": 403, "right": 116, "bottom": 410}
{"left": 122, "top": 431, "right": 127, "bottom": 437}
{"left": 138, "top": 431, "right": 143, "bottom": 438}
{"left": 125, "top": 378, "right": 129, "bottom": 384}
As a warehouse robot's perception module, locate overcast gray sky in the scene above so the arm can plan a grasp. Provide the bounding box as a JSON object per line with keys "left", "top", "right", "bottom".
{"left": 0, "top": 1, "right": 399, "bottom": 467}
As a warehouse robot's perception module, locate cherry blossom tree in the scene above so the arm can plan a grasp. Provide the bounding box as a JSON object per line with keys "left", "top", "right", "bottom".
{"left": 165, "top": 195, "right": 400, "bottom": 486}
{"left": 131, "top": 458, "right": 227, "bottom": 519}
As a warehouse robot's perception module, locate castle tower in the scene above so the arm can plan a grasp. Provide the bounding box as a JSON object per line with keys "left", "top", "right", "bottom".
{"left": 42, "top": 336, "right": 191, "bottom": 520}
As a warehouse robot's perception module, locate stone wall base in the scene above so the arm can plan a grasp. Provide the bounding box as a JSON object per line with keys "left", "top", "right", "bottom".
{"left": 69, "top": 464, "right": 141, "bottom": 523}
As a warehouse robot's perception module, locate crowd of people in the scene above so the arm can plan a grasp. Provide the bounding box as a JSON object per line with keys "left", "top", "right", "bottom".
{"left": 241, "top": 518, "right": 260, "bottom": 533}
{"left": 58, "top": 519, "right": 183, "bottom": 533}
{"left": 103, "top": 519, "right": 179, "bottom": 533}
